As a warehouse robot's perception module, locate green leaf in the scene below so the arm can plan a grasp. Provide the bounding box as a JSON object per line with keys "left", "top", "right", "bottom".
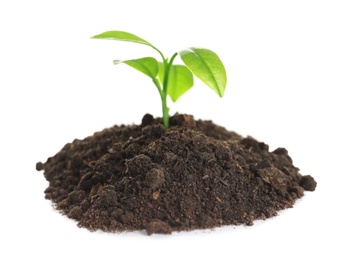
{"left": 179, "top": 47, "right": 227, "bottom": 97}
{"left": 157, "top": 62, "right": 165, "bottom": 84}
{"left": 167, "top": 65, "right": 194, "bottom": 102}
{"left": 91, "top": 30, "right": 153, "bottom": 48}
{"left": 114, "top": 57, "right": 159, "bottom": 79}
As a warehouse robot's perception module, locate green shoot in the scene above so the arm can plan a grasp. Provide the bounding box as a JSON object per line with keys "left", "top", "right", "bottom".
{"left": 91, "top": 30, "right": 227, "bottom": 128}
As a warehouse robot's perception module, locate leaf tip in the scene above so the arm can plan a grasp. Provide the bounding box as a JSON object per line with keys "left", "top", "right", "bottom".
{"left": 113, "top": 60, "right": 122, "bottom": 65}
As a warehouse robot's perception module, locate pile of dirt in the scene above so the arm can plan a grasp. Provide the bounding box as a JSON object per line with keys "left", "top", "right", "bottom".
{"left": 36, "top": 114, "right": 316, "bottom": 235}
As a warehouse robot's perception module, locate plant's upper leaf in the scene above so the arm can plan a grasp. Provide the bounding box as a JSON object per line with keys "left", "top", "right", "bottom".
{"left": 167, "top": 65, "right": 194, "bottom": 102}
{"left": 114, "top": 57, "right": 159, "bottom": 79}
{"left": 179, "top": 47, "right": 227, "bottom": 97}
{"left": 91, "top": 30, "right": 153, "bottom": 47}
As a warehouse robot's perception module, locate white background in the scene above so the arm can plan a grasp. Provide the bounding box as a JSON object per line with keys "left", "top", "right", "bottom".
{"left": 1, "top": 0, "right": 343, "bottom": 259}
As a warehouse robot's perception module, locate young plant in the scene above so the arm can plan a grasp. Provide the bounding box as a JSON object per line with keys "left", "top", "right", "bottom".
{"left": 91, "top": 30, "right": 227, "bottom": 128}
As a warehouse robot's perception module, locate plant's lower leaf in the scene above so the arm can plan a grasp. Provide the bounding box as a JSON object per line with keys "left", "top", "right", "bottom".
{"left": 158, "top": 62, "right": 165, "bottom": 85}
{"left": 167, "top": 65, "right": 194, "bottom": 102}
{"left": 115, "top": 57, "right": 159, "bottom": 79}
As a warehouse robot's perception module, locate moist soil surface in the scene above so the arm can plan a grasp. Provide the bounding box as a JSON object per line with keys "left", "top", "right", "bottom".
{"left": 36, "top": 114, "right": 316, "bottom": 235}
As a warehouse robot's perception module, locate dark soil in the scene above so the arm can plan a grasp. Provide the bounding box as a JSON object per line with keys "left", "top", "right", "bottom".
{"left": 36, "top": 114, "right": 316, "bottom": 235}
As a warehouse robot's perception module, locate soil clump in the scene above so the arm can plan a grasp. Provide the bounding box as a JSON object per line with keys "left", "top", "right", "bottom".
{"left": 36, "top": 114, "right": 316, "bottom": 235}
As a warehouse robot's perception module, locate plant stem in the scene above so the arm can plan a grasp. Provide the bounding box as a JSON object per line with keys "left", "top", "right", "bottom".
{"left": 152, "top": 77, "right": 169, "bottom": 127}
{"left": 152, "top": 52, "right": 179, "bottom": 128}
{"left": 162, "top": 58, "right": 170, "bottom": 128}
{"left": 161, "top": 53, "right": 178, "bottom": 128}
{"left": 162, "top": 95, "right": 170, "bottom": 128}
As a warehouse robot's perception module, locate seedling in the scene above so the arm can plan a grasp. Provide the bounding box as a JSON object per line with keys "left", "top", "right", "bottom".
{"left": 92, "top": 30, "right": 227, "bottom": 128}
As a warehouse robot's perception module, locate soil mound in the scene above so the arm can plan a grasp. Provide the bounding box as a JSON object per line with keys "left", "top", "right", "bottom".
{"left": 36, "top": 114, "right": 316, "bottom": 235}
